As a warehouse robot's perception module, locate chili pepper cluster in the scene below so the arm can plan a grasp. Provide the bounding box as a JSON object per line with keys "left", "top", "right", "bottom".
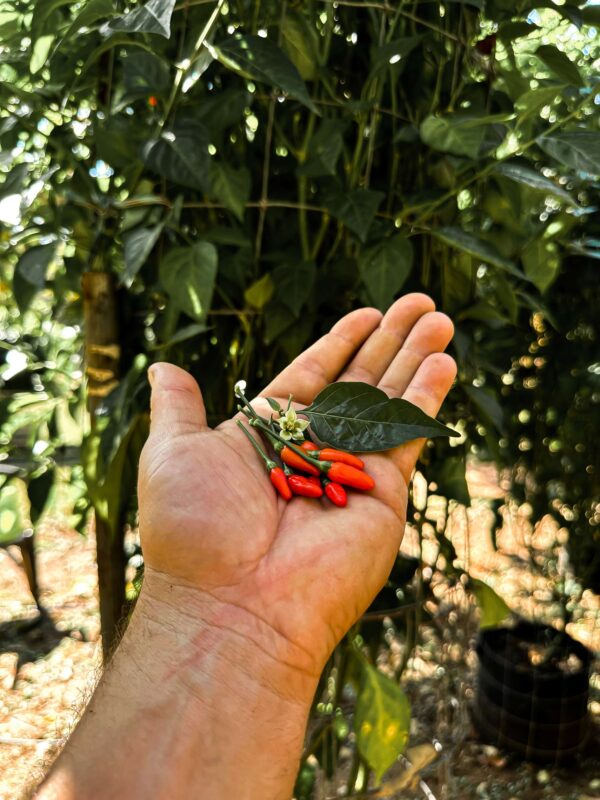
{"left": 234, "top": 383, "right": 375, "bottom": 507}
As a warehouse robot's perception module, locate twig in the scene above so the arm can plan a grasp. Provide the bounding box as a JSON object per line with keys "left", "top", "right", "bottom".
{"left": 254, "top": 0, "right": 287, "bottom": 262}
{"left": 316, "top": 0, "right": 465, "bottom": 43}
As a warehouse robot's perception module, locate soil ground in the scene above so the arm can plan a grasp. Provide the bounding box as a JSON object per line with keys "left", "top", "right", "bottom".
{"left": 0, "top": 464, "right": 598, "bottom": 800}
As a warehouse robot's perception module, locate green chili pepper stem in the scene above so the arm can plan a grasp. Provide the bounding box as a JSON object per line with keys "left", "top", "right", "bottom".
{"left": 235, "top": 387, "right": 260, "bottom": 420}
{"left": 236, "top": 420, "right": 277, "bottom": 471}
{"left": 250, "top": 419, "right": 325, "bottom": 471}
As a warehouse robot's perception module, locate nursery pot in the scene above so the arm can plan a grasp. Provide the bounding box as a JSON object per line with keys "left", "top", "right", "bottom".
{"left": 473, "top": 620, "right": 592, "bottom": 762}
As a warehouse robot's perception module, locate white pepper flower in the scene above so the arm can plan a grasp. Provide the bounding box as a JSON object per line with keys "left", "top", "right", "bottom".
{"left": 277, "top": 407, "right": 310, "bottom": 441}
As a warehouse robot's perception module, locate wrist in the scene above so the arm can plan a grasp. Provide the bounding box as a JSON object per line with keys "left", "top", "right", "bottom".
{"left": 41, "top": 568, "right": 318, "bottom": 800}
{"left": 136, "top": 567, "right": 320, "bottom": 707}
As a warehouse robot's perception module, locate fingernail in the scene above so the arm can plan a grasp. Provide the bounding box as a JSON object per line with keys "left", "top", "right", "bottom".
{"left": 148, "top": 365, "right": 157, "bottom": 387}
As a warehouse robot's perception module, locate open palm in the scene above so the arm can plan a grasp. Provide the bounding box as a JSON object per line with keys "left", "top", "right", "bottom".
{"left": 138, "top": 294, "right": 456, "bottom": 678}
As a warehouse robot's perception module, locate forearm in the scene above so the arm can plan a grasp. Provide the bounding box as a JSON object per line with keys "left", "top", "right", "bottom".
{"left": 36, "top": 574, "right": 318, "bottom": 800}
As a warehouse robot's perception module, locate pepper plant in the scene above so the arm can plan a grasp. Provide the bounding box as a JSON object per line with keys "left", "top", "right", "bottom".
{"left": 1, "top": 0, "right": 599, "bottom": 791}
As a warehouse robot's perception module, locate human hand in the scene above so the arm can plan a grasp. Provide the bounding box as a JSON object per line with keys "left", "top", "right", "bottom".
{"left": 138, "top": 293, "right": 455, "bottom": 686}
{"left": 35, "top": 295, "right": 456, "bottom": 800}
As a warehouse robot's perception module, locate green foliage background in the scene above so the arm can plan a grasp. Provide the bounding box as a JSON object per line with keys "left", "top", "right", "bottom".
{"left": 1, "top": 0, "right": 599, "bottom": 787}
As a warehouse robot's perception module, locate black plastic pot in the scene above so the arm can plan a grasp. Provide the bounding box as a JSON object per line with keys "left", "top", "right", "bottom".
{"left": 473, "top": 620, "right": 593, "bottom": 762}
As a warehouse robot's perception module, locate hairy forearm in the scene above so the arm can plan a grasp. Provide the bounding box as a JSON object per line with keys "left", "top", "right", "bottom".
{"left": 35, "top": 574, "right": 318, "bottom": 800}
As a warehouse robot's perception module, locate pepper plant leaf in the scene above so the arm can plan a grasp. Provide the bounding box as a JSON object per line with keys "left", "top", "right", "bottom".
{"left": 354, "top": 656, "right": 411, "bottom": 781}
{"left": 209, "top": 160, "right": 251, "bottom": 221}
{"left": 470, "top": 578, "right": 511, "bottom": 629}
{"left": 494, "top": 161, "right": 574, "bottom": 205}
{"left": 143, "top": 119, "right": 210, "bottom": 191}
{"left": 537, "top": 131, "right": 600, "bottom": 176}
{"left": 272, "top": 260, "right": 316, "bottom": 317}
{"left": 535, "top": 44, "right": 584, "bottom": 88}
{"left": 13, "top": 244, "right": 55, "bottom": 312}
{"left": 103, "top": 0, "right": 176, "bottom": 38}
{"left": 323, "top": 187, "right": 384, "bottom": 243}
{"left": 123, "top": 224, "right": 164, "bottom": 285}
{"left": 302, "top": 382, "right": 459, "bottom": 452}
{"left": 359, "top": 235, "right": 413, "bottom": 310}
{"left": 212, "top": 34, "right": 317, "bottom": 112}
{"left": 431, "top": 227, "right": 526, "bottom": 278}
{"left": 159, "top": 242, "right": 218, "bottom": 322}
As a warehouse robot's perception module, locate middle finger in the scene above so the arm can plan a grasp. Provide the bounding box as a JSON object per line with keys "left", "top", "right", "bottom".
{"left": 337, "top": 293, "right": 435, "bottom": 385}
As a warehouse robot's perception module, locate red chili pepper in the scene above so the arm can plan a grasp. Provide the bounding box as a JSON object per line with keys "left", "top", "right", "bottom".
{"left": 318, "top": 448, "right": 364, "bottom": 470}
{"left": 270, "top": 467, "right": 292, "bottom": 500}
{"left": 288, "top": 474, "right": 323, "bottom": 498}
{"left": 237, "top": 421, "right": 292, "bottom": 500}
{"left": 148, "top": 95, "right": 158, "bottom": 107}
{"left": 301, "top": 441, "right": 364, "bottom": 469}
{"left": 279, "top": 446, "right": 320, "bottom": 476}
{"left": 325, "top": 462, "right": 375, "bottom": 491}
{"left": 323, "top": 479, "right": 348, "bottom": 508}
{"left": 300, "top": 441, "right": 319, "bottom": 452}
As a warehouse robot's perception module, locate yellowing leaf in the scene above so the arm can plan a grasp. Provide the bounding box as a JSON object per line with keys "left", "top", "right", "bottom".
{"left": 244, "top": 273, "right": 275, "bottom": 310}
{"left": 470, "top": 577, "right": 511, "bottom": 629}
{"left": 354, "top": 658, "right": 411, "bottom": 782}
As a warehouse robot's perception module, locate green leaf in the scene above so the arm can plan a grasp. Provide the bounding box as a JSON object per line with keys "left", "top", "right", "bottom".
{"left": 514, "top": 84, "right": 564, "bottom": 121}
{"left": 103, "top": 0, "right": 176, "bottom": 38}
{"left": 433, "top": 455, "right": 470, "bottom": 506}
{"left": 62, "top": 0, "right": 116, "bottom": 39}
{"left": 354, "top": 658, "right": 411, "bottom": 781}
{"left": 193, "top": 89, "right": 249, "bottom": 133}
{"left": 494, "top": 161, "right": 574, "bottom": 205}
{"left": 31, "top": 0, "right": 72, "bottom": 41}
{"left": 79, "top": 34, "right": 157, "bottom": 74}
{"left": 123, "top": 224, "right": 163, "bottom": 285}
{"left": 28, "top": 468, "right": 54, "bottom": 524}
{"left": 212, "top": 34, "right": 317, "bottom": 113}
{"left": 272, "top": 261, "right": 316, "bottom": 317}
{"left": 522, "top": 237, "right": 561, "bottom": 294}
{"left": 123, "top": 51, "right": 171, "bottom": 98}
{"left": 209, "top": 161, "right": 250, "bottom": 221}
{"left": 30, "top": 33, "right": 54, "bottom": 74}
{"left": 470, "top": 578, "right": 511, "bottom": 629}
{"left": 83, "top": 413, "right": 149, "bottom": 537}
{"left": 281, "top": 11, "right": 320, "bottom": 80}
{"left": 266, "top": 397, "right": 283, "bottom": 413}
{"left": 359, "top": 235, "right": 413, "bottom": 311}
{"left": 144, "top": 119, "right": 210, "bottom": 191}
{"left": 420, "top": 115, "right": 489, "bottom": 159}
{"left": 322, "top": 187, "right": 384, "bottom": 243}
{"left": 244, "top": 273, "right": 275, "bottom": 310}
{"left": 297, "top": 120, "right": 345, "bottom": 177}
{"left": 431, "top": 227, "right": 525, "bottom": 278}
{"left": 152, "top": 322, "right": 210, "bottom": 350}
{"left": 464, "top": 385, "right": 505, "bottom": 434}
{"left": 535, "top": 44, "right": 583, "bottom": 88}
{"left": 0, "top": 163, "right": 29, "bottom": 201}
{"left": 159, "top": 242, "right": 218, "bottom": 322}
{"left": 303, "top": 382, "right": 459, "bottom": 452}
{"left": 371, "top": 36, "right": 422, "bottom": 72}
{"left": 12, "top": 244, "right": 55, "bottom": 312}
{"left": 538, "top": 131, "right": 600, "bottom": 176}
{"left": 497, "top": 21, "right": 540, "bottom": 42}
{"left": 0, "top": 483, "right": 26, "bottom": 545}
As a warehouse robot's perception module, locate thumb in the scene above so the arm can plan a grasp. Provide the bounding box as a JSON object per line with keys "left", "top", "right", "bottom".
{"left": 148, "top": 363, "right": 207, "bottom": 438}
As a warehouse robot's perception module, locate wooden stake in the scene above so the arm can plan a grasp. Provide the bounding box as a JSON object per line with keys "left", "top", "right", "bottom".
{"left": 82, "top": 271, "right": 125, "bottom": 660}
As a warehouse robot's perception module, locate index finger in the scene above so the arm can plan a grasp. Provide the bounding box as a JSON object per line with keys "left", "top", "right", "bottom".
{"left": 259, "top": 308, "right": 382, "bottom": 405}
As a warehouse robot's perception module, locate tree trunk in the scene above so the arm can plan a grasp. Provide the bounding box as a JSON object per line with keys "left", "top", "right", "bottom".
{"left": 82, "top": 271, "right": 125, "bottom": 660}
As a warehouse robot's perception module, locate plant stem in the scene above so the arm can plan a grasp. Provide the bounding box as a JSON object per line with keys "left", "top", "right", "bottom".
{"left": 236, "top": 420, "right": 275, "bottom": 470}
